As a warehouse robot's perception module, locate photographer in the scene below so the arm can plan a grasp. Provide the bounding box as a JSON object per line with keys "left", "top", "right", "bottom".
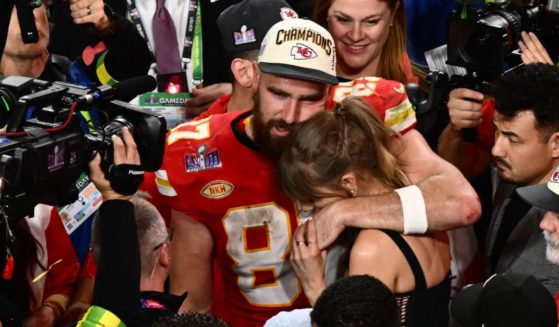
{"left": 441, "top": 63, "right": 559, "bottom": 295}
{"left": 438, "top": 31, "right": 555, "bottom": 179}
{"left": 76, "top": 127, "right": 186, "bottom": 326}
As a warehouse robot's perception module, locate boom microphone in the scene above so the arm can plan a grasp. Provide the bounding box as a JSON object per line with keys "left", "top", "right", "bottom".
{"left": 79, "top": 75, "right": 156, "bottom": 105}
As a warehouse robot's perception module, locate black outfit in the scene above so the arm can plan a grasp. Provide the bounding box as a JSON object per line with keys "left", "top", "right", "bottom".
{"left": 49, "top": 0, "right": 128, "bottom": 60}
{"left": 49, "top": 2, "right": 151, "bottom": 84}
{"left": 200, "top": 0, "right": 242, "bottom": 86}
{"left": 381, "top": 230, "right": 450, "bottom": 327}
{"left": 94, "top": 200, "right": 185, "bottom": 327}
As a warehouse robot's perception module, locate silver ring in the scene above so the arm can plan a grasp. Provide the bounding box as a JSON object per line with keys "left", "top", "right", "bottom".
{"left": 86, "top": 6, "right": 91, "bottom": 15}
{"left": 296, "top": 241, "right": 305, "bottom": 246}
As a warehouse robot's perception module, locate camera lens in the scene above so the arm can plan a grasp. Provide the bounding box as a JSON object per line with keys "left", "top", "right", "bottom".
{"left": 102, "top": 116, "right": 134, "bottom": 137}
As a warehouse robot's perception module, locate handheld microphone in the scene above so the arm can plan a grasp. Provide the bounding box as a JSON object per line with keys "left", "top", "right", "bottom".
{"left": 15, "top": 0, "right": 39, "bottom": 44}
{"left": 78, "top": 75, "right": 156, "bottom": 105}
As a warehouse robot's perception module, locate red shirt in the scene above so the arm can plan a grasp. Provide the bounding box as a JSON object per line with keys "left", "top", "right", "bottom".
{"left": 155, "top": 112, "right": 308, "bottom": 326}
{"left": 477, "top": 97, "right": 496, "bottom": 153}
{"left": 194, "top": 93, "right": 232, "bottom": 121}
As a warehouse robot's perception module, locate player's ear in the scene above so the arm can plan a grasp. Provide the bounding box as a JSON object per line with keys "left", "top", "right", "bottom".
{"left": 231, "top": 59, "right": 255, "bottom": 88}
{"left": 550, "top": 131, "right": 559, "bottom": 159}
{"left": 160, "top": 243, "right": 171, "bottom": 269}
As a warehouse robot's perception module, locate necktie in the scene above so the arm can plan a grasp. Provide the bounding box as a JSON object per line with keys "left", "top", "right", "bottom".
{"left": 152, "top": 0, "right": 182, "bottom": 74}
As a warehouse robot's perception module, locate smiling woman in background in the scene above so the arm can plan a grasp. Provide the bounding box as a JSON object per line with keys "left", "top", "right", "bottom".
{"left": 314, "top": 0, "right": 417, "bottom": 83}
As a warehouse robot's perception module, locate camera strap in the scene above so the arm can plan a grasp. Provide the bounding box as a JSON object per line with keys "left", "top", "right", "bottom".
{"left": 108, "top": 164, "right": 145, "bottom": 195}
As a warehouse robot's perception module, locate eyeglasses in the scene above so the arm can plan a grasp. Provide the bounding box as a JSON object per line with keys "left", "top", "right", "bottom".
{"left": 152, "top": 226, "right": 174, "bottom": 251}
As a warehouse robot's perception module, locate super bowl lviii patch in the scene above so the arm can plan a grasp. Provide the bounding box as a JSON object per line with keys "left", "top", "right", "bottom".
{"left": 185, "top": 145, "right": 222, "bottom": 173}
{"left": 234, "top": 25, "right": 256, "bottom": 45}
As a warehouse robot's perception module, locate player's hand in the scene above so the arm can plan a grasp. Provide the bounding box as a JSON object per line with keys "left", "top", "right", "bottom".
{"left": 184, "top": 83, "right": 232, "bottom": 117}
{"left": 447, "top": 88, "right": 484, "bottom": 131}
{"left": 88, "top": 128, "right": 140, "bottom": 201}
{"left": 69, "top": 0, "right": 112, "bottom": 32}
{"left": 312, "top": 201, "right": 346, "bottom": 250}
{"left": 290, "top": 219, "right": 327, "bottom": 306}
{"left": 518, "top": 31, "right": 553, "bottom": 65}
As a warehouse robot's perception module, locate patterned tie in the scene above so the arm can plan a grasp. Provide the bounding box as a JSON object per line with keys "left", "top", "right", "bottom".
{"left": 152, "top": 0, "right": 182, "bottom": 74}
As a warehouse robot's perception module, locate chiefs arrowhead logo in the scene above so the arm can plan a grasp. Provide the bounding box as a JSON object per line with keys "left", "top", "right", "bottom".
{"left": 290, "top": 43, "right": 318, "bottom": 60}
{"left": 280, "top": 7, "right": 298, "bottom": 20}
{"left": 201, "top": 180, "right": 234, "bottom": 199}
{"left": 552, "top": 168, "right": 559, "bottom": 183}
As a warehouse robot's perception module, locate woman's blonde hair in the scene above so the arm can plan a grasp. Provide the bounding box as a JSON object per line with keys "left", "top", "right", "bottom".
{"left": 278, "top": 96, "right": 409, "bottom": 203}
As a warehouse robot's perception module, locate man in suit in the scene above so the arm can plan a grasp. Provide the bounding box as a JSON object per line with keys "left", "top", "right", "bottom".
{"left": 483, "top": 63, "right": 559, "bottom": 294}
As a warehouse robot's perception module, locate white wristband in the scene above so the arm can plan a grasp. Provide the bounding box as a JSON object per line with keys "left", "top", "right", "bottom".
{"left": 395, "top": 185, "right": 428, "bottom": 234}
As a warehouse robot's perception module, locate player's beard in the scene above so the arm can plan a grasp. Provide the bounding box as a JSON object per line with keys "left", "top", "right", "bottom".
{"left": 543, "top": 230, "right": 559, "bottom": 265}
{"left": 251, "top": 96, "right": 292, "bottom": 160}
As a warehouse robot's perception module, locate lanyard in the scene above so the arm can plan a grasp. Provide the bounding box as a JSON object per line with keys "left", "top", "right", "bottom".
{"left": 191, "top": 4, "right": 203, "bottom": 86}
{"left": 125, "top": 0, "right": 201, "bottom": 73}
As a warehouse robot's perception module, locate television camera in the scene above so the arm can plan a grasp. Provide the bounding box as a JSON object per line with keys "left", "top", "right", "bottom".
{"left": 415, "top": 0, "right": 559, "bottom": 145}
{"left": 447, "top": 0, "right": 558, "bottom": 81}
{"left": 0, "top": 75, "right": 166, "bottom": 220}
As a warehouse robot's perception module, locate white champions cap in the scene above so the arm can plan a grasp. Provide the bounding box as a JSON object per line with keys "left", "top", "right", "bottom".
{"left": 258, "top": 18, "right": 338, "bottom": 85}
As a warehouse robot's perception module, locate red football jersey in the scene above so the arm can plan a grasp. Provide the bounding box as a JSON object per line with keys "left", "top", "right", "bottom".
{"left": 327, "top": 76, "right": 417, "bottom": 134}
{"left": 193, "top": 78, "right": 416, "bottom": 136}
{"left": 155, "top": 112, "right": 308, "bottom": 327}
{"left": 194, "top": 93, "right": 232, "bottom": 121}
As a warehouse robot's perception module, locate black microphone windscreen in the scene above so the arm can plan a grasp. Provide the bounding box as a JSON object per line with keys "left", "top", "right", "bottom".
{"left": 113, "top": 75, "right": 156, "bottom": 102}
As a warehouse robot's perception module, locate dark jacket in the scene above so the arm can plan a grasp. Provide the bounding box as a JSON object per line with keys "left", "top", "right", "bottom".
{"left": 92, "top": 200, "right": 185, "bottom": 327}
{"left": 49, "top": 1, "right": 151, "bottom": 84}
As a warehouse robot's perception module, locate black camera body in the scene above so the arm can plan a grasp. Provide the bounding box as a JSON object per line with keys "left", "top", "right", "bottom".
{"left": 416, "top": 1, "right": 559, "bottom": 146}
{"left": 0, "top": 76, "right": 166, "bottom": 219}
{"left": 447, "top": 0, "right": 558, "bottom": 79}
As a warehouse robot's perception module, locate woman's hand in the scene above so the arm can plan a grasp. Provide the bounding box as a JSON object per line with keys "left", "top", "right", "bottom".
{"left": 290, "top": 219, "right": 327, "bottom": 306}
{"left": 69, "top": 0, "right": 113, "bottom": 32}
